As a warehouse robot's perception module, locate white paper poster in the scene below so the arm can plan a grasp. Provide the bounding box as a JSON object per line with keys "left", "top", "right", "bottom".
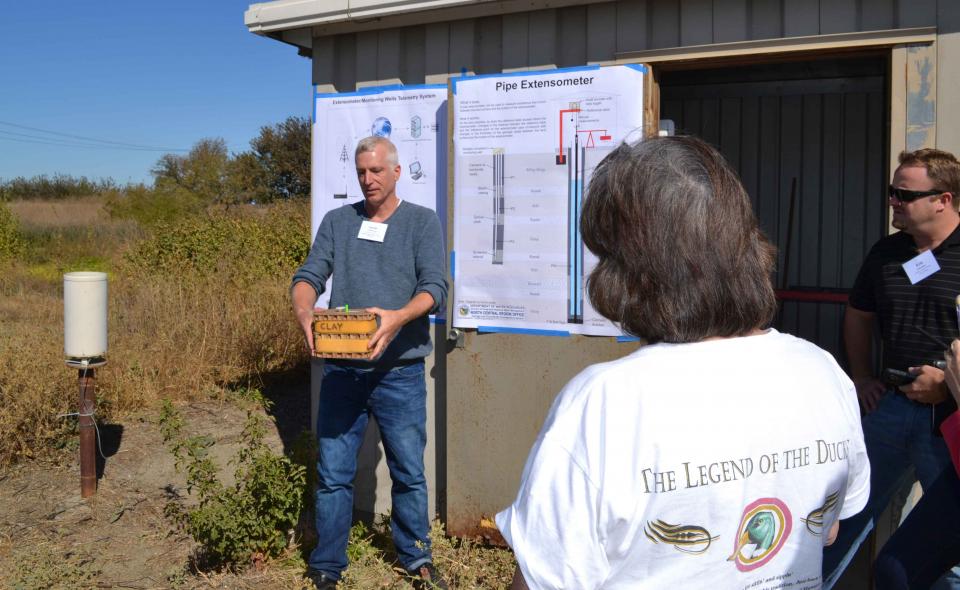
{"left": 312, "top": 84, "right": 447, "bottom": 307}
{"left": 451, "top": 65, "right": 646, "bottom": 336}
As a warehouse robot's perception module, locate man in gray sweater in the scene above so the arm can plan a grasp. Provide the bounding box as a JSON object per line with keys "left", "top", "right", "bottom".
{"left": 291, "top": 136, "right": 448, "bottom": 590}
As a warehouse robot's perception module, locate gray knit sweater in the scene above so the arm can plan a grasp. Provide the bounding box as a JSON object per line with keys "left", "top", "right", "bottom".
{"left": 291, "top": 200, "right": 447, "bottom": 366}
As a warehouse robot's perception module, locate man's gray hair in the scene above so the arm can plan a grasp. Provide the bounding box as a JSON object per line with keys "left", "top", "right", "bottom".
{"left": 355, "top": 136, "right": 399, "bottom": 166}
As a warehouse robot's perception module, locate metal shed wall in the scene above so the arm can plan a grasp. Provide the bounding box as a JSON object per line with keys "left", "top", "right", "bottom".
{"left": 310, "top": 0, "right": 942, "bottom": 87}
{"left": 307, "top": 0, "right": 959, "bottom": 157}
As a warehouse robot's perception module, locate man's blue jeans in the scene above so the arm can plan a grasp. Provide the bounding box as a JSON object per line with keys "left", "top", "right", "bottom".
{"left": 822, "top": 392, "right": 957, "bottom": 589}
{"left": 307, "top": 361, "right": 432, "bottom": 580}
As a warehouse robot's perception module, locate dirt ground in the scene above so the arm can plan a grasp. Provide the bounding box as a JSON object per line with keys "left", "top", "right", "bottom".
{"left": 0, "top": 396, "right": 315, "bottom": 589}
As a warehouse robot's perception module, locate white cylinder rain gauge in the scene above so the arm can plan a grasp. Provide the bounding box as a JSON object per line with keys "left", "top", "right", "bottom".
{"left": 64, "top": 272, "right": 108, "bottom": 368}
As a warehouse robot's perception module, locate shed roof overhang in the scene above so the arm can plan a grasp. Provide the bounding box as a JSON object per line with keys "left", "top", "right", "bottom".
{"left": 245, "top": 0, "right": 609, "bottom": 52}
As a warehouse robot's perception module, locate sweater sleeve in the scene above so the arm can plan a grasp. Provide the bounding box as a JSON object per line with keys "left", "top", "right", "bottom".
{"left": 940, "top": 411, "right": 960, "bottom": 477}
{"left": 413, "top": 210, "right": 447, "bottom": 315}
{"left": 290, "top": 211, "right": 335, "bottom": 297}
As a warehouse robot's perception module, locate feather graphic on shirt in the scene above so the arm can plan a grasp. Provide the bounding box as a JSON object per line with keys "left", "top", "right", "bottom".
{"left": 644, "top": 519, "right": 718, "bottom": 554}
{"left": 801, "top": 490, "right": 840, "bottom": 535}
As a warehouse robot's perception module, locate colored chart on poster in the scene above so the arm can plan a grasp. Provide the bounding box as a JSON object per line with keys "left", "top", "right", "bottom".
{"left": 451, "top": 65, "right": 645, "bottom": 335}
{"left": 312, "top": 85, "right": 447, "bottom": 307}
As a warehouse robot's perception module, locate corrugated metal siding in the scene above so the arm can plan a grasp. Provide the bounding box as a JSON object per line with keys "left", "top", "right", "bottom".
{"left": 660, "top": 60, "right": 887, "bottom": 360}
{"left": 312, "top": 0, "right": 936, "bottom": 88}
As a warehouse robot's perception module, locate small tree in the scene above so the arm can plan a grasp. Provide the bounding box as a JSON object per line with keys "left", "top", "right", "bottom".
{"left": 225, "top": 151, "right": 270, "bottom": 206}
{"left": 152, "top": 138, "right": 230, "bottom": 205}
{"left": 233, "top": 116, "right": 311, "bottom": 202}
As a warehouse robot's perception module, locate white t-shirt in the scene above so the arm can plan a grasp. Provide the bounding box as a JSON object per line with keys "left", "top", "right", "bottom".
{"left": 496, "top": 330, "right": 869, "bottom": 590}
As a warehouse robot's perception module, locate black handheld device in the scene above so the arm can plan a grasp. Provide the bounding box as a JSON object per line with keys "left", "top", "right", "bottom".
{"left": 882, "top": 368, "right": 916, "bottom": 386}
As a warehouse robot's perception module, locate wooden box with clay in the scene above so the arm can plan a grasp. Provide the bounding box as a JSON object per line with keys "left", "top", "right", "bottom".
{"left": 312, "top": 309, "right": 378, "bottom": 359}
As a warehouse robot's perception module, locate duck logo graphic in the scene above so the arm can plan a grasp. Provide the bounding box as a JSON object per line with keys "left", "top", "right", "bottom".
{"left": 727, "top": 498, "right": 792, "bottom": 572}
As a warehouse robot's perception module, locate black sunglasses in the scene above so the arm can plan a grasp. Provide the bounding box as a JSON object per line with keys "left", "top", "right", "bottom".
{"left": 888, "top": 185, "right": 945, "bottom": 202}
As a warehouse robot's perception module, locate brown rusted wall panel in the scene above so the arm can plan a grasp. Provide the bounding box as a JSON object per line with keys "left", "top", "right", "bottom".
{"left": 445, "top": 333, "right": 640, "bottom": 536}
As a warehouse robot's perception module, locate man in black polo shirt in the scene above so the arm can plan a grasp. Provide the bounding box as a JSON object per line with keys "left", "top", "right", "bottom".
{"left": 824, "top": 148, "right": 960, "bottom": 589}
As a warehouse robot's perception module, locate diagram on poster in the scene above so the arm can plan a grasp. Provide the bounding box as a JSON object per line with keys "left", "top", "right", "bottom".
{"left": 452, "top": 65, "right": 645, "bottom": 336}
{"left": 312, "top": 85, "right": 446, "bottom": 306}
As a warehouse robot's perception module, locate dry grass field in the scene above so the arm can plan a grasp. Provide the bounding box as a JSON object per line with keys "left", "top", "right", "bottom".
{"left": 0, "top": 196, "right": 516, "bottom": 589}
{"left": 6, "top": 196, "right": 111, "bottom": 229}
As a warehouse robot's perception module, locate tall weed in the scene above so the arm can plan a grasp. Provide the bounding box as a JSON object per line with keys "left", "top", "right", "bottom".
{"left": 0, "top": 201, "right": 23, "bottom": 261}
{"left": 0, "top": 286, "right": 78, "bottom": 462}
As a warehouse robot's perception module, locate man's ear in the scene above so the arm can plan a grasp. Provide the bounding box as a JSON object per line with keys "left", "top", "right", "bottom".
{"left": 393, "top": 164, "right": 402, "bottom": 180}
{"left": 941, "top": 191, "right": 955, "bottom": 211}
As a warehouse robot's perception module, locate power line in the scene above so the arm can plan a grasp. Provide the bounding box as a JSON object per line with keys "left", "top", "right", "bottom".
{"left": 0, "top": 119, "right": 188, "bottom": 152}
{"left": 0, "top": 133, "right": 182, "bottom": 152}
{"left": 0, "top": 129, "right": 186, "bottom": 152}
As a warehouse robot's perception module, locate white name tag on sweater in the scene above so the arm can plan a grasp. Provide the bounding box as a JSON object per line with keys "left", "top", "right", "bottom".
{"left": 357, "top": 220, "right": 388, "bottom": 242}
{"left": 903, "top": 249, "right": 940, "bottom": 284}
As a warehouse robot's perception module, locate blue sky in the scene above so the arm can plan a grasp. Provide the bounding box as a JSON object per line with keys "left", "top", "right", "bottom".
{"left": 0, "top": 2, "right": 311, "bottom": 184}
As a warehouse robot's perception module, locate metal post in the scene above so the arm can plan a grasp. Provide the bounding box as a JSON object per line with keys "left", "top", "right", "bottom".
{"left": 79, "top": 368, "right": 96, "bottom": 498}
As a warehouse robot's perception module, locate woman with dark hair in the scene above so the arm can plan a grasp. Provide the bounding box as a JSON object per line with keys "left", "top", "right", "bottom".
{"left": 496, "top": 136, "right": 870, "bottom": 589}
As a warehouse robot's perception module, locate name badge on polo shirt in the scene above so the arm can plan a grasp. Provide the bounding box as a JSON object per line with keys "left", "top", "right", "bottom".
{"left": 357, "top": 220, "right": 388, "bottom": 242}
{"left": 903, "top": 249, "right": 940, "bottom": 284}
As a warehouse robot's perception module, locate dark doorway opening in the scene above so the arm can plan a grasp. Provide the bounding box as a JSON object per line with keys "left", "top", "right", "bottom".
{"left": 660, "top": 54, "right": 889, "bottom": 363}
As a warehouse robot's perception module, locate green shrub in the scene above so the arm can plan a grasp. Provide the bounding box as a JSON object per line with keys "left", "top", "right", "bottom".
{"left": 124, "top": 201, "right": 309, "bottom": 284}
{"left": 104, "top": 184, "right": 204, "bottom": 228}
{"left": 0, "top": 202, "right": 23, "bottom": 260}
{"left": 160, "top": 398, "right": 307, "bottom": 567}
